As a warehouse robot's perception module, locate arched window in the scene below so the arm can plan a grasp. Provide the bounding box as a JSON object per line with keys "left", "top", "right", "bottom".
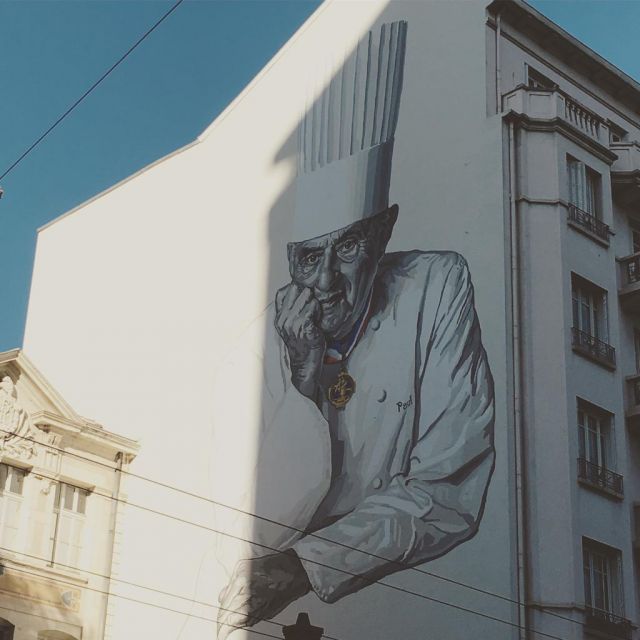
{"left": 0, "top": 617, "right": 14, "bottom": 640}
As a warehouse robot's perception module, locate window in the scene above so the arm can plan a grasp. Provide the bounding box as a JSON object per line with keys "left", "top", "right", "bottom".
{"left": 572, "top": 275, "right": 608, "bottom": 340}
{"left": 609, "top": 123, "right": 628, "bottom": 144}
{"left": 578, "top": 402, "right": 611, "bottom": 469}
{"left": 527, "top": 66, "right": 556, "bottom": 90}
{"left": 576, "top": 400, "right": 622, "bottom": 495}
{"left": 0, "top": 463, "right": 26, "bottom": 550}
{"left": 51, "top": 483, "right": 88, "bottom": 569}
{"left": 582, "top": 538, "right": 624, "bottom": 616}
{"left": 568, "top": 156, "right": 602, "bottom": 218}
{"left": 571, "top": 275, "right": 615, "bottom": 367}
{"left": 630, "top": 219, "right": 640, "bottom": 255}
{"left": 0, "top": 618, "right": 14, "bottom": 640}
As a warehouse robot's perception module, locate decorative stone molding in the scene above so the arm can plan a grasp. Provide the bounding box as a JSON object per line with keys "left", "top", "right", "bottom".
{"left": 0, "top": 373, "right": 42, "bottom": 463}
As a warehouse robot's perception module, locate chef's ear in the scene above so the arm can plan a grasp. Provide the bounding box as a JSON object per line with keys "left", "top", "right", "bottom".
{"left": 376, "top": 204, "right": 398, "bottom": 256}
{"left": 286, "top": 242, "right": 298, "bottom": 278}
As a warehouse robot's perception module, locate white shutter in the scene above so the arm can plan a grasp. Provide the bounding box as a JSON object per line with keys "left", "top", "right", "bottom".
{"left": 0, "top": 494, "right": 22, "bottom": 550}
{"left": 55, "top": 511, "right": 84, "bottom": 569}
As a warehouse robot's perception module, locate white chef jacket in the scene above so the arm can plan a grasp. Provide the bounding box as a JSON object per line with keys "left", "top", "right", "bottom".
{"left": 214, "top": 250, "right": 495, "bottom": 605}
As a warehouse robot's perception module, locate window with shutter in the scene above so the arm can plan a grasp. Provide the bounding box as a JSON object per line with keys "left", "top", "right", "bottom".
{"left": 567, "top": 156, "right": 601, "bottom": 218}
{"left": 51, "top": 482, "right": 88, "bottom": 569}
{"left": 0, "top": 464, "right": 26, "bottom": 551}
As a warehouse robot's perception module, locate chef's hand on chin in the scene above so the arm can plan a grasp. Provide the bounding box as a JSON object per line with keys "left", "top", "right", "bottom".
{"left": 216, "top": 551, "right": 311, "bottom": 640}
{"left": 275, "top": 283, "right": 325, "bottom": 399}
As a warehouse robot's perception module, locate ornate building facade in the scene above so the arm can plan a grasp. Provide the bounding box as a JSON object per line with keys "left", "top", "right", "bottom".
{"left": 0, "top": 350, "right": 138, "bottom": 640}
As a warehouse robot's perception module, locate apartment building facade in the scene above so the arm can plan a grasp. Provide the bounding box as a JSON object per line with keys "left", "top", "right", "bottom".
{"left": 0, "top": 350, "right": 138, "bottom": 640}
{"left": 15, "top": 1, "right": 640, "bottom": 639}
{"left": 488, "top": 2, "right": 640, "bottom": 638}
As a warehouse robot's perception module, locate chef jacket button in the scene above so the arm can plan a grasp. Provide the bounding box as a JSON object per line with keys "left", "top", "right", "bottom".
{"left": 372, "top": 477, "right": 383, "bottom": 490}
{"left": 370, "top": 317, "right": 381, "bottom": 331}
{"left": 377, "top": 389, "right": 387, "bottom": 402}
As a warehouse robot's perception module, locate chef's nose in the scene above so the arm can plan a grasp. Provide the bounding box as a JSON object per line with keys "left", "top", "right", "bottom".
{"left": 315, "top": 247, "right": 339, "bottom": 292}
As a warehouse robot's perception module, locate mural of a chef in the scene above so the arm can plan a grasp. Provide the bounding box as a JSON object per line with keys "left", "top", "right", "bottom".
{"left": 216, "top": 20, "right": 495, "bottom": 639}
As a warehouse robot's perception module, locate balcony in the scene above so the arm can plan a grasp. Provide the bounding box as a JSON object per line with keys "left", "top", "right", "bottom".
{"left": 578, "top": 458, "right": 623, "bottom": 498}
{"left": 611, "top": 142, "right": 640, "bottom": 207}
{"left": 567, "top": 203, "right": 611, "bottom": 244}
{"left": 617, "top": 253, "right": 640, "bottom": 314}
{"left": 572, "top": 327, "right": 616, "bottom": 369}
{"left": 585, "top": 607, "right": 632, "bottom": 640}
{"left": 503, "top": 86, "right": 610, "bottom": 148}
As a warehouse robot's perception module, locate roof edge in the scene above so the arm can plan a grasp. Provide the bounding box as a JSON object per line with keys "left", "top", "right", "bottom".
{"left": 37, "top": 138, "right": 200, "bottom": 233}
{"left": 196, "top": 0, "right": 334, "bottom": 142}
{"left": 487, "top": 0, "right": 640, "bottom": 113}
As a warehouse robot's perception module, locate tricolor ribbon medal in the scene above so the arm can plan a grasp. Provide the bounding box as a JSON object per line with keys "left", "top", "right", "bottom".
{"left": 325, "top": 293, "right": 373, "bottom": 409}
{"left": 328, "top": 369, "right": 356, "bottom": 409}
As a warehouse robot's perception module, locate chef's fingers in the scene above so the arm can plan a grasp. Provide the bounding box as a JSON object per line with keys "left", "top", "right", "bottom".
{"left": 218, "top": 595, "right": 259, "bottom": 640}
{"left": 275, "top": 284, "right": 303, "bottom": 334}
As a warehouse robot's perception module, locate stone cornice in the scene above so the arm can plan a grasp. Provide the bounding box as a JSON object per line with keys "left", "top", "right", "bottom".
{"left": 487, "top": 0, "right": 640, "bottom": 119}
{"left": 503, "top": 110, "right": 618, "bottom": 165}
{"left": 0, "top": 349, "right": 139, "bottom": 462}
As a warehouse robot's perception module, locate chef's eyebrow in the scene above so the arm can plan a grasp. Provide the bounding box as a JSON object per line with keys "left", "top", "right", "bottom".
{"left": 332, "top": 224, "right": 365, "bottom": 245}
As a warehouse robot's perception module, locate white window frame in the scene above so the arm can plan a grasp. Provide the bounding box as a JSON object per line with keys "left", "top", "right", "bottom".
{"left": 0, "top": 463, "right": 26, "bottom": 552}
{"left": 572, "top": 276, "right": 608, "bottom": 341}
{"left": 583, "top": 539, "right": 624, "bottom": 616}
{"left": 568, "top": 156, "right": 601, "bottom": 218}
{"left": 51, "top": 482, "right": 88, "bottom": 570}
{"left": 577, "top": 401, "right": 613, "bottom": 470}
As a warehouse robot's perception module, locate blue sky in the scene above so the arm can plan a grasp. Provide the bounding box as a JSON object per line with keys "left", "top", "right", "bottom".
{"left": 1, "top": 0, "right": 638, "bottom": 352}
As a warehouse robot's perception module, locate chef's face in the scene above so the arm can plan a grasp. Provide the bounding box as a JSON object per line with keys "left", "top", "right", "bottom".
{"left": 287, "top": 206, "right": 397, "bottom": 340}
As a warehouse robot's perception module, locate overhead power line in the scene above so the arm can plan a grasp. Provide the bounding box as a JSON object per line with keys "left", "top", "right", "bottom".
{"left": 1, "top": 563, "right": 284, "bottom": 640}
{"left": 0, "top": 454, "right": 573, "bottom": 640}
{"left": 0, "top": 0, "right": 185, "bottom": 183}
{"left": 0, "top": 545, "right": 341, "bottom": 640}
{"left": 0, "top": 424, "right": 585, "bottom": 634}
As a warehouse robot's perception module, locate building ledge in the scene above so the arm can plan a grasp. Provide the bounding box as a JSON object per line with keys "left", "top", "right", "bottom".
{"left": 571, "top": 330, "right": 616, "bottom": 371}
{"left": 567, "top": 205, "right": 611, "bottom": 247}
{"left": 503, "top": 86, "right": 618, "bottom": 164}
{"left": 0, "top": 552, "right": 88, "bottom": 586}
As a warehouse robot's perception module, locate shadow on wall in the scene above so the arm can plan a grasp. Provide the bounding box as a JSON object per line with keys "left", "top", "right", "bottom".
{"left": 212, "top": 5, "right": 495, "bottom": 639}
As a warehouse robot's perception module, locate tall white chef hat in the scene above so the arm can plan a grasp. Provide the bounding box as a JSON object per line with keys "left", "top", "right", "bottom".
{"left": 292, "top": 20, "right": 408, "bottom": 243}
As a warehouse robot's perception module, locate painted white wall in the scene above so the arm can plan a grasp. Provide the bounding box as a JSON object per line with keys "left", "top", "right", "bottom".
{"left": 25, "top": 1, "right": 514, "bottom": 639}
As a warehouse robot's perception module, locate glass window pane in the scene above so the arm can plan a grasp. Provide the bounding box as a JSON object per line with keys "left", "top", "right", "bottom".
{"left": 63, "top": 485, "right": 74, "bottom": 511}
{"left": 8, "top": 468, "right": 24, "bottom": 495}
{"left": 0, "top": 464, "right": 7, "bottom": 493}
{"left": 77, "top": 490, "right": 87, "bottom": 515}
{"left": 581, "top": 301, "right": 591, "bottom": 334}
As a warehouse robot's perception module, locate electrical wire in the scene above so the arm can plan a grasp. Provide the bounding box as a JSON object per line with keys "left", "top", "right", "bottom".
{"left": 0, "top": 564, "right": 283, "bottom": 640}
{"left": 0, "top": 545, "right": 341, "bottom": 640}
{"left": 0, "top": 459, "right": 574, "bottom": 640}
{"left": 0, "top": 0, "right": 185, "bottom": 183}
{"left": 0, "top": 424, "right": 588, "bottom": 633}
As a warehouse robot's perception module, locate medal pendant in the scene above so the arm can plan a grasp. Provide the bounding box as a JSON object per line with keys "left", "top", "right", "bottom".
{"left": 327, "top": 370, "right": 356, "bottom": 409}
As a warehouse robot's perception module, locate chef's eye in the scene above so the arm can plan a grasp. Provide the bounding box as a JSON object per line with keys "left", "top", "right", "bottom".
{"left": 336, "top": 236, "right": 359, "bottom": 260}
{"left": 301, "top": 252, "right": 322, "bottom": 267}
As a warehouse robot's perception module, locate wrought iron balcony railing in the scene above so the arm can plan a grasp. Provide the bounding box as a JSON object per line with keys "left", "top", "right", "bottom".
{"left": 571, "top": 327, "right": 616, "bottom": 368}
{"left": 578, "top": 458, "right": 624, "bottom": 496}
{"left": 619, "top": 253, "right": 640, "bottom": 286}
{"left": 585, "top": 606, "right": 632, "bottom": 640}
{"left": 567, "top": 204, "right": 611, "bottom": 242}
